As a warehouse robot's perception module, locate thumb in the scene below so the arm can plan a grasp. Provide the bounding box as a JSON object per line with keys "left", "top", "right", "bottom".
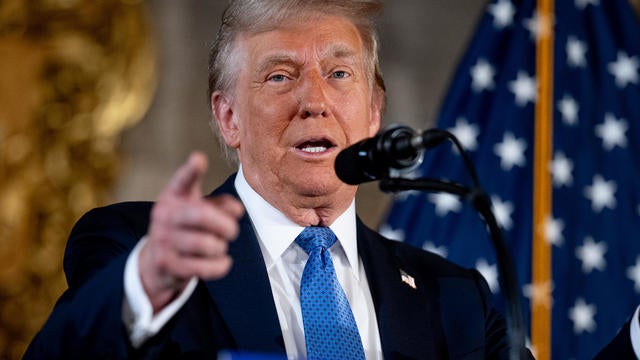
{"left": 166, "top": 151, "right": 208, "bottom": 197}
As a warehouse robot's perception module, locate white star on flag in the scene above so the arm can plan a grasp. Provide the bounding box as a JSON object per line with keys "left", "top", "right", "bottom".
{"left": 491, "top": 195, "right": 514, "bottom": 230}
{"left": 584, "top": 175, "right": 617, "bottom": 212}
{"left": 428, "top": 193, "right": 462, "bottom": 216}
{"left": 557, "top": 94, "right": 579, "bottom": 125}
{"left": 423, "top": 241, "right": 448, "bottom": 258}
{"left": 523, "top": 281, "right": 554, "bottom": 308}
{"left": 523, "top": 11, "right": 552, "bottom": 40}
{"left": 608, "top": 51, "right": 639, "bottom": 88}
{"left": 569, "top": 298, "right": 597, "bottom": 334}
{"left": 627, "top": 257, "right": 640, "bottom": 293}
{"left": 494, "top": 132, "right": 527, "bottom": 170}
{"left": 544, "top": 216, "right": 565, "bottom": 246}
{"left": 476, "top": 258, "right": 499, "bottom": 293}
{"left": 379, "top": 224, "right": 404, "bottom": 242}
{"left": 509, "top": 71, "right": 537, "bottom": 106}
{"left": 575, "top": 0, "right": 600, "bottom": 10}
{"left": 595, "top": 113, "right": 628, "bottom": 151}
{"left": 393, "top": 189, "right": 420, "bottom": 202}
{"left": 449, "top": 118, "right": 480, "bottom": 151}
{"left": 470, "top": 58, "right": 496, "bottom": 92}
{"left": 566, "top": 36, "right": 587, "bottom": 67}
{"left": 575, "top": 237, "right": 608, "bottom": 273}
{"left": 488, "top": 0, "right": 516, "bottom": 29}
{"left": 550, "top": 152, "right": 574, "bottom": 188}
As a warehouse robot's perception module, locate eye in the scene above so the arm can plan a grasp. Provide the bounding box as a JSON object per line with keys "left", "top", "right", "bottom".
{"left": 267, "top": 73, "right": 288, "bottom": 83}
{"left": 331, "top": 70, "right": 350, "bottom": 79}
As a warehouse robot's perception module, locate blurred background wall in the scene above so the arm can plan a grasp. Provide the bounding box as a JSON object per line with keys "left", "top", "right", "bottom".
{"left": 1, "top": 0, "right": 637, "bottom": 359}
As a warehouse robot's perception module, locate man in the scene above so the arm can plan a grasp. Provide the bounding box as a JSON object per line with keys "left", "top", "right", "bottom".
{"left": 25, "top": 1, "right": 535, "bottom": 358}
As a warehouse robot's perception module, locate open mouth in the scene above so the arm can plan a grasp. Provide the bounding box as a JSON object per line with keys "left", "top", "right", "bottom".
{"left": 294, "top": 138, "right": 336, "bottom": 154}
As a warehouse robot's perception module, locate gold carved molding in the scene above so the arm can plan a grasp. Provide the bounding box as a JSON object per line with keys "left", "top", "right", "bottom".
{"left": 0, "top": 0, "right": 155, "bottom": 357}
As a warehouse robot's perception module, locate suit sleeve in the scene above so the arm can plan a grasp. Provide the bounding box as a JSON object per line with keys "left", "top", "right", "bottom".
{"left": 24, "top": 204, "right": 148, "bottom": 359}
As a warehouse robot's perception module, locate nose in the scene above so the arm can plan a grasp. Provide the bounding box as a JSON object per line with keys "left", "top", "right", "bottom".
{"left": 297, "top": 72, "right": 329, "bottom": 119}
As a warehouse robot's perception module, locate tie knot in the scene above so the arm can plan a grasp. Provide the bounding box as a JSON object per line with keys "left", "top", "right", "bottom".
{"left": 295, "top": 226, "right": 337, "bottom": 254}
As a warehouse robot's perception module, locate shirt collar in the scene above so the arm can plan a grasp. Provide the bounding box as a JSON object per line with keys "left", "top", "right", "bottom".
{"left": 234, "top": 166, "right": 359, "bottom": 279}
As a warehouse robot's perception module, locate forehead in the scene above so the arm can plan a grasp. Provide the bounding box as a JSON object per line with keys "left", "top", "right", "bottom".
{"left": 236, "top": 14, "right": 365, "bottom": 65}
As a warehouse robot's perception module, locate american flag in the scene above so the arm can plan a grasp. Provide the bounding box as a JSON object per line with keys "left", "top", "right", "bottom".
{"left": 380, "top": 0, "right": 640, "bottom": 358}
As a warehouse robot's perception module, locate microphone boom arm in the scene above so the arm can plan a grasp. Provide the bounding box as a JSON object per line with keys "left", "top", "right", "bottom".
{"left": 384, "top": 130, "right": 526, "bottom": 360}
{"left": 380, "top": 177, "right": 527, "bottom": 360}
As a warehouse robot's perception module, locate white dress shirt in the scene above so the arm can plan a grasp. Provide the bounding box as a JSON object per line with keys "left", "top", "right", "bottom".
{"left": 123, "top": 167, "right": 383, "bottom": 359}
{"left": 234, "top": 167, "right": 382, "bottom": 359}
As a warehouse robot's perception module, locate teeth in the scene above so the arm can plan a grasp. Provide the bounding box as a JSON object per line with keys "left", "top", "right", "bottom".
{"left": 301, "top": 146, "right": 327, "bottom": 153}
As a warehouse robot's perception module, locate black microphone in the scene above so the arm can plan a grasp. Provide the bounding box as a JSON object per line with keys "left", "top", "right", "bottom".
{"left": 334, "top": 125, "right": 448, "bottom": 185}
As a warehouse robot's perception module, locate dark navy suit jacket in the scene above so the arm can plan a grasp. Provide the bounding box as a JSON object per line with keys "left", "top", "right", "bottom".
{"left": 26, "top": 175, "right": 533, "bottom": 359}
{"left": 593, "top": 320, "right": 637, "bottom": 359}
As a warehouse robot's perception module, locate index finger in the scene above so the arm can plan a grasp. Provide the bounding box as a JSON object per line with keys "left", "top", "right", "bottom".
{"left": 166, "top": 152, "right": 208, "bottom": 197}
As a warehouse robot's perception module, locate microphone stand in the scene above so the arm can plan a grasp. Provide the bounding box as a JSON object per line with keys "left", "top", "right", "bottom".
{"left": 378, "top": 130, "right": 527, "bottom": 360}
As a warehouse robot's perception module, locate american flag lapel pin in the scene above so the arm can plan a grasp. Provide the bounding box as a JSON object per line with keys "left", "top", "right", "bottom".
{"left": 400, "top": 269, "right": 416, "bottom": 289}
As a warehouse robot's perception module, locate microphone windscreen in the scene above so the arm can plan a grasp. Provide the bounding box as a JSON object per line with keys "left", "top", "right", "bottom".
{"left": 334, "top": 146, "right": 372, "bottom": 185}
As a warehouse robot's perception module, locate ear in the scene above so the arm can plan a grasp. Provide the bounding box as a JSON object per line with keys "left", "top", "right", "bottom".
{"left": 368, "top": 87, "right": 384, "bottom": 137}
{"left": 211, "top": 91, "right": 240, "bottom": 148}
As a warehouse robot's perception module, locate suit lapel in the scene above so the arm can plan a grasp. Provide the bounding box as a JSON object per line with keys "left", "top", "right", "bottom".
{"left": 357, "top": 219, "right": 447, "bottom": 359}
{"left": 204, "top": 175, "right": 285, "bottom": 353}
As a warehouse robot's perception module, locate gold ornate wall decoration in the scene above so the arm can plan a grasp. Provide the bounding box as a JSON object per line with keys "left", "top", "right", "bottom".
{"left": 0, "top": 0, "right": 155, "bottom": 358}
{"left": 633, "top": 0, "right": 640, "bottom": 19}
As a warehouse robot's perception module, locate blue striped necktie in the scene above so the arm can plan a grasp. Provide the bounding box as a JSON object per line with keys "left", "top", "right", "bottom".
{"left": 295, "top": 226, "right": 365, "bottom": 360}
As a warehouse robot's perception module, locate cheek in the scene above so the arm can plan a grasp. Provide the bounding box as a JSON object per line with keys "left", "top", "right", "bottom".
{"left": 339, "top": 98, "right": 376, "bottom": 141}
{"left": 243, "top": 96, "right": 287, "bottom": 136}
{"left": 251, "top": 98, "right": 298, "bottom": 142}
{"left": 239, "top": 111, "right": 290, "bottom": 159}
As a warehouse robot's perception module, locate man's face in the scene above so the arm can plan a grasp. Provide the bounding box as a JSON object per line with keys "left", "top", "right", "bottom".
{"left": 214, "top": 14, "right": 382, "bottom": 210}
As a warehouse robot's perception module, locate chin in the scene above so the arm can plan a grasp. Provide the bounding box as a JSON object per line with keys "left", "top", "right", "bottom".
{"left": 292, "top": 171, "right": 344, "bottom": 197}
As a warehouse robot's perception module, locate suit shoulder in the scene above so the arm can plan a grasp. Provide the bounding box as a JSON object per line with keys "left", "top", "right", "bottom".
{"left": 362, "top": 223, "right": 474, "bottom": 278}
{"left": 64, "top": 201, "right": 154, "bottom": 287}
{"left": 593, "top": 320, "right": 635, "bottom": 359}
{"left": 72, "top": 201, "right": 154, "bottom": 239}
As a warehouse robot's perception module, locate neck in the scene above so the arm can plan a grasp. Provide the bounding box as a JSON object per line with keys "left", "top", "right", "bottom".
{"left": 259, "top": 187, "right": 356, "bottom": 227}
{"left": 237, "top": 165, "right": 358, "bottom": 227}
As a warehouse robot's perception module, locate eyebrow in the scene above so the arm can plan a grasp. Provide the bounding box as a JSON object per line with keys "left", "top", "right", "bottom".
{"left": 255, "top": 53, "right": 301, "bottom": 76}
{"left": 255, "top": 44, "right": 362, "bottom": 75}
{"left": 324, "top": 43, "right": 359, "bottom": 61}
